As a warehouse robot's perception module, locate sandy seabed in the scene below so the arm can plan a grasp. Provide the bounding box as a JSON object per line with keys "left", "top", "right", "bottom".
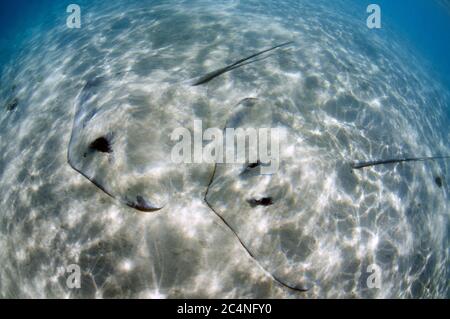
{"left": 0, "top": 0, "right": 448, "bottom": 298}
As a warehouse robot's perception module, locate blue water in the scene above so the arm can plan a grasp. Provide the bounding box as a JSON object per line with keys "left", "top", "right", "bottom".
{"left": 0, "top": 0, "right": 448, "bottom": 299}
{"left": 353, "top": 0, "right": 450, "bottom": 93}
{"left": 1, "top": 0, "right": 449, "bottom": 90}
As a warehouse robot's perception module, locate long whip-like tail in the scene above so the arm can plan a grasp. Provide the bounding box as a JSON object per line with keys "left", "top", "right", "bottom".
{"left": 351, "top": 156, "right": 450, "bottom": 169}
{"left": 192, "top": 41, "right": 294, "bottom": 86}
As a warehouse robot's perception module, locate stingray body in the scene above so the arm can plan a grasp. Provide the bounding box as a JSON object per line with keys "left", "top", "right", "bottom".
{"left": 68, "top": 77, "right": 170, "bottom": 212}
{"left": 204, "top": 97, "right": 311, "bottom": 292}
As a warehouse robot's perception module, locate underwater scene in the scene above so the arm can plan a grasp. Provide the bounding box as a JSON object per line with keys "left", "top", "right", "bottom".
{"left": 0, "top": 0, "right": 449, "bottom": 298}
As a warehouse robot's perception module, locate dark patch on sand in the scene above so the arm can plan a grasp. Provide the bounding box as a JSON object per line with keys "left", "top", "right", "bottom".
{"left": 435, "top": 176, "right": 443, "bottom": 188}
{"left": 5, "top": 97, "right": 19, "bottom": 111}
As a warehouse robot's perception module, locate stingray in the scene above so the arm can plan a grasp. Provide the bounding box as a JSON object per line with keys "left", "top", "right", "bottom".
{"left": 351, "top": 156, "right": 450, "bottom": 169}
{"left": 67, "top": 73, "right": 186, "bottom": 212}
{"left": 204, "top": 97, "right": 311, "bottom": 292}
{"left": 67, "top": 42, "right": 310, "bottom": 292}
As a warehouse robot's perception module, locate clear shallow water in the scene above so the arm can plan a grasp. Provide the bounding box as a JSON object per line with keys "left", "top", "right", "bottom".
{"left": 0, "top": 0, "right": 448, "bottom": 298}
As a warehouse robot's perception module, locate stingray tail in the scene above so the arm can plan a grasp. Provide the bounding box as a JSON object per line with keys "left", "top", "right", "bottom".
{"left": 351, "top": 155, "right": 450, "bottom": 169}
{"left": 192, "top": 41, "right": 294, "bottom": 86}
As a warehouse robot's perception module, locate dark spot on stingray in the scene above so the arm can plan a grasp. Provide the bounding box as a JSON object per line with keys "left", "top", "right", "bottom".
{"left": 247, "top": 161, "right": 261, "bottom": 169}
{"left": 240, "top": 160, "right": 262, "bottom": 176}
{"left": 247, "top": 197, "right": 274, "bottom": 207}
{"left": 240, "top": 160, "right": 273, "bottom": 177}
{"left": 125, "top": 195, "right": 162, "bottom": 212}
{"left": 5, "top": 97, "right": 19, "bottom": 111}
{"left": 89, "top": 136, "right": 113, "bottom": 153}
{"left": 435, "top": 176, "right": 443, "bottom": 188}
